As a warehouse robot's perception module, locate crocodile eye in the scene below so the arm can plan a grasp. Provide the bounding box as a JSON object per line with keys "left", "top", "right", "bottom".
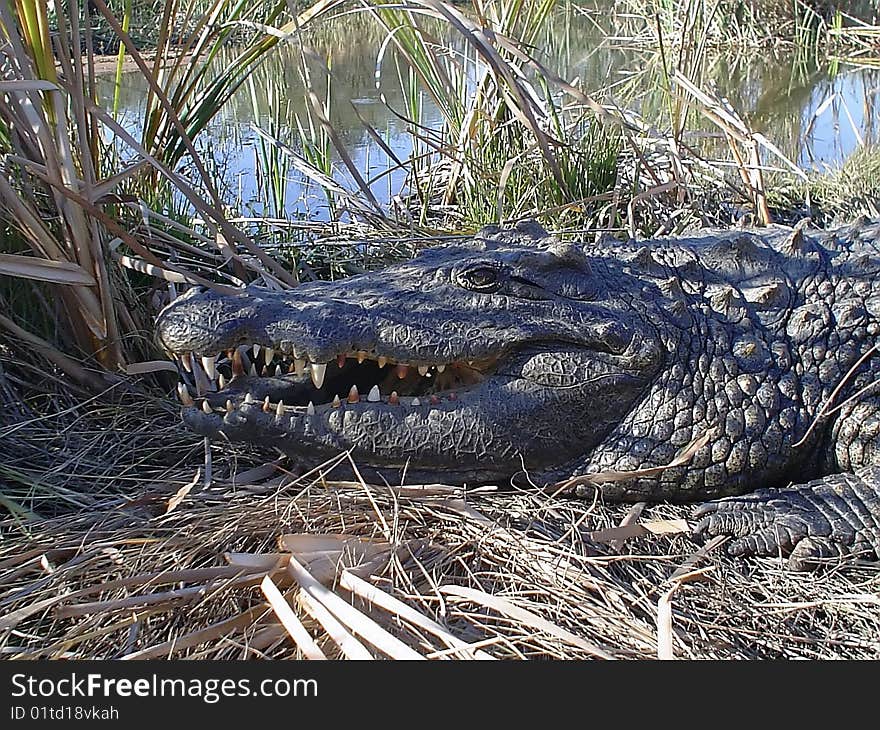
{"left": 457, "top": 265, "right": 502, "bottom": 293}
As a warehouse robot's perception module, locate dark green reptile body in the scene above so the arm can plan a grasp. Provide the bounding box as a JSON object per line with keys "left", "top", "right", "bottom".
{"left": 157, "top": 220, "right": 880, "bottom": 568}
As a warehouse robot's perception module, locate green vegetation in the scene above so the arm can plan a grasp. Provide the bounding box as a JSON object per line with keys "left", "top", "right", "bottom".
{"left": 365, "top": 0, "right": 623, "bottom": 227}
{"left": 0, "top": 0, "right": 341, "bottom": 381}
{"left": 769, "top": 144, "right": 880, "bottom": 223}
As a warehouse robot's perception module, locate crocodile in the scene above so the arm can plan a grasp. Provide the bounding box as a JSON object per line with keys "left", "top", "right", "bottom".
{"left": 156, "top": 219, "right": 880, "bottom": 569}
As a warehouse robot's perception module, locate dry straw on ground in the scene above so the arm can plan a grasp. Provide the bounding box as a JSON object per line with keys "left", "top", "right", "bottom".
{"left": 1, "top": 361, "right": 878, "bottom": 660}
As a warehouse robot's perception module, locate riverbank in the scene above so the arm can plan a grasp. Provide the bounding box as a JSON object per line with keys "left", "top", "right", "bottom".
{"left": 65, "top": 51, "right": 192, "bottom": 75}
{"left": 2, "top": 0, "right": 879, "bottom": 661}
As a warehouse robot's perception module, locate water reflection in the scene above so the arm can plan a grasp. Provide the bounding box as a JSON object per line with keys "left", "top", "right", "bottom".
{"left": 98, "top": 7, "right": 880, "bottom": 220}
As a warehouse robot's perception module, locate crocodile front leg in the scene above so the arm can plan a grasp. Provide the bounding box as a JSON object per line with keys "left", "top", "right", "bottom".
{"left": 693, "top": 466, "right": 880, "bottom": 570}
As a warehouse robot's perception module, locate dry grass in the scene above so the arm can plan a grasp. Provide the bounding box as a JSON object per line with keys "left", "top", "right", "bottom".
{"left": 1, "top": 357, "right": 878, "bottom": 661}
{"left": 2, "top": 1, "right": 880, "bottom": 659}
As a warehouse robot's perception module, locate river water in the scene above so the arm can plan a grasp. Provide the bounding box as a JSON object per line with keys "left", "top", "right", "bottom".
{"left": 101, "top": 5, "right": 880, "bottom": 221}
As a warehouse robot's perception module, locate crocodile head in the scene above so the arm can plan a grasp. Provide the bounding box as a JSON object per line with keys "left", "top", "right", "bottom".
{"left": 156, "top": 221, "right": 664, "bottom": 483}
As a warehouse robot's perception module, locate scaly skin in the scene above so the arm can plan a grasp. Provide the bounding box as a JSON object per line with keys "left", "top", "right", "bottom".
{"left": 156, "top": 219, "right": 880, "bottom": 569}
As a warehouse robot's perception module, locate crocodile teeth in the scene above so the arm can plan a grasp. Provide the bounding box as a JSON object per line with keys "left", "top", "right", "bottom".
{"left": 418, "top": 365, "right": 429, "bottom": 376}
{"left": 311, "top": 362, "right": 327, "bottom": 389}
{"left": 367, "top": 384, "right": 381, "bottom": 402}
{"left": 262, "top": 396, "right": 271, "bottom": 413}
{"left": 191, "top": 356, "right": 211, "bottom": 395}
{"left": 275, "top": 364, "right": 283, "bottom": 377}
{"left": 276, "top": 400, "right": 284, "bottom": 417}
{"left": 232, "top": 349, "right": 244, "bottom": 376}
{"left": 226, "top": 399, "right": 234, "bottom": 413}
{"left": 307, "top": 401, "right": 315, "bottom": 416}
{"left": 411, "top": 397, "right": 421, "bottom": 406}
{"left": 337, "top": 354, "right": 347, "bottom": 369}
{"left": 389, "top": 391, "right": 399, "bottom": 405}
{"left": 181, "top": 353, "right": 193, "bottom": 372}
{"left": 430, "top": 394, "right": 441, "bottom": 405}
{"left": 331, "top": 394, "right": 341, "bottom": 408}
{"left": 218, "top": 373, "right": 228, "bottom": 390}
{"left": 347, "top": 385, "right": 359, "bottom": 403}
{"left": 177, "top": 382, "right": 193, "bottom": 406}
{"left": 201, "top": 400, "right": 212, "bottom": 414}
{"left": 252, "top": 344, "right": 261, "bottom": 357}
{"left": 377, "top": 356, "right": 388, "bottom": 368}
{"left": 202, "top": 356, "right": 217, "bottom": 380}
{"left": 249, "top": 363, "right": 258, "bottom": 377}
{"left": 264, "top": 347, "right": 274, "bottom": 365}
{"left": 294, "top": 358, "right": 306, "bottom": 377}
{"left": 436, "top": 364, "right": 446, "bottom": 373}
{"left": 396, "top": 364, "right": 409, "bottom": 379}
{"left": 357, "top": 351, "right": 367, "bottom": 364}
{"left": 244, "top": 392, "right": 254, "bottom": 404}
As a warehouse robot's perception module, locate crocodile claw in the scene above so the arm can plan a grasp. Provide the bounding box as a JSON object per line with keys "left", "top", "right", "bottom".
{"left": 691, "top": 477, "right": 879, "bottom": 570}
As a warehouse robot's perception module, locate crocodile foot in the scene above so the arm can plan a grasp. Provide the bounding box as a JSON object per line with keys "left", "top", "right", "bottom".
{"left": 692, "top": 472, "right": 880, "bottom": 570}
